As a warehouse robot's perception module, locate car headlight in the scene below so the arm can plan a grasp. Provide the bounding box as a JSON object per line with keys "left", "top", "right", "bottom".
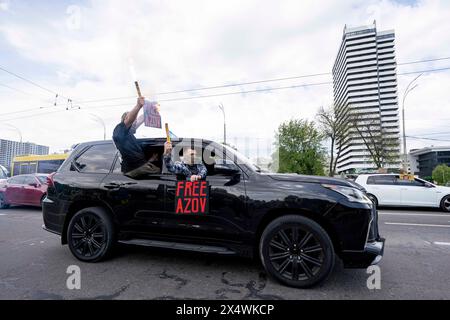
{"left": 322, "top": 184, "right": 372, "bottom": 204}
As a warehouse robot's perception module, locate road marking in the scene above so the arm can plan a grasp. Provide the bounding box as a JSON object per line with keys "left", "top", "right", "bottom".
{"left": 0, "top": 214, "right": 6, "bottom": 216}
{"left": 434, "top": 242, "right": 450, "bottom": 246}
{"left": 385, "top": 222, "right": 450, "bottom": 228}
{"left": 379, "top": 212, "right": 450, "bottom": 217}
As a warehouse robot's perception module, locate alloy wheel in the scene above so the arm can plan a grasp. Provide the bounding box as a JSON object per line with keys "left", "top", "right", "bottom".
{"left": 268, "top": 227, "right": 324, "bottom": 281}
{"left": 444, "top": 197, "right": 450, "bottom": 211}
{"left": 70, "top": 213, "right": 106, "bottom": 258}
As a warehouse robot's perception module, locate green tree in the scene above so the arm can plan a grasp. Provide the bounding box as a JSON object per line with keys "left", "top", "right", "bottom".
{"left": 432, "top": 164, "right": 450, "bottom": 185}
{"left": 272, "top": 119, "right": 326, "bottom": 175}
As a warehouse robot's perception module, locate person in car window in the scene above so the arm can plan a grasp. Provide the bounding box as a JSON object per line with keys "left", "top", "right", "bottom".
{"left": 163, "top": 142, "right": 207, "bottom": 182}
{"left": 112, "top": 97, "right": 160, "bottom": 178}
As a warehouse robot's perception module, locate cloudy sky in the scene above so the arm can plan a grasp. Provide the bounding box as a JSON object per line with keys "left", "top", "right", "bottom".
{"left": 0, "top": 0, "right": 449, "bottom": 157}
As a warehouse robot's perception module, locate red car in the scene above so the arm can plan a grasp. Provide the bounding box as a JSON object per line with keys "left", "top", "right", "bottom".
{"left": 0, "top": 174, "right": 49, "bottom": 209}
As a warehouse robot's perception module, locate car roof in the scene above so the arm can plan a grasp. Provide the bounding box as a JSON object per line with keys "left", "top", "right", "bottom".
{"left": 358, "top": 173, "right": 398, "bottom": 176}
{"left": 11, "top": 173, "right": 48, "bottom": 177}
{"left": 75, "top": 137, "right": 216, "bottom": 148}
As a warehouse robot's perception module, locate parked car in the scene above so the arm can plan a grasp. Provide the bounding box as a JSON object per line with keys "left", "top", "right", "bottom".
{"left": 42, "top": 139, "right": 384, "bottom": 288}
{"left": 355, "top": 174, "right": 450, "bottom": 212}
{"left": 0, "top": 173, "right": 49, "bottom": 209}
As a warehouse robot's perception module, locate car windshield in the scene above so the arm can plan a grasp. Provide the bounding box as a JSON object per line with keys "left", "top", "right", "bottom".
{"left": 222, "top": 144, "right": 261, "bottom": 172}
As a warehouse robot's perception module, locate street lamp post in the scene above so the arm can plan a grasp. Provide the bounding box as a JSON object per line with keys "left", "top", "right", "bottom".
{"left": 0, "top": 122, "right": 22, "bottom": 143}
{"left": 88, "top": 113, "right": 106, "bottom": 140}
{"left": 401, "top": 73, "right": 423, "bottom": 171}
{"left": 218, "top": 103, "right": 226, "bottom": 145}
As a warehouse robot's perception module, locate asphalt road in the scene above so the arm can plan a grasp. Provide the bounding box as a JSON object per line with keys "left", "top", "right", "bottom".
{"left": 0, "top": 206, "right": 449, "bottom": 300}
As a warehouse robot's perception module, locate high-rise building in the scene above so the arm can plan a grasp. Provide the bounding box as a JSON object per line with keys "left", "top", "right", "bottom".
{"left": 0, "top": 139, "right": 49, "bottom": 172}
{"left": 333, "top": 21, "right": 401, "bottom": 173}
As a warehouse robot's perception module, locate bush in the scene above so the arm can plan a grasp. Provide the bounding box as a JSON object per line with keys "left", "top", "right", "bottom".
{"left": 432, "top": 164, "right": 450, "bottom": 185}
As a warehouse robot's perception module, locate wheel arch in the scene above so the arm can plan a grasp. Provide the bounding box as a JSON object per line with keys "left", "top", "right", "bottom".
{"left": 440, "top": 194, "right": 450, "bottom": 211}
{"left": 366, "top": 193, "right": 378, "bottom": 206}
{"left": 61, "top": 200, "right": 116, "bottom": 244}
{"left": 254, "top": 208, "right": 342, "bottom": 259}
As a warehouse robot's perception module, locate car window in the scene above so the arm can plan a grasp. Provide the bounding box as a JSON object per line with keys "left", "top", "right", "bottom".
{"left": 8, "top": 176, "right": 25, "bottom": 184}
{"left": 112, "top": 155, "right": 122, "bottom": 174}
{"left": 203, "top": 146, "right": 240, "bottom": 176}
{"left": 23, "top": 176, "right": 37, "bottom": 185}
{"left": 72, "top": 144, "right": 117, "bottom": 174}
{"left": 395, "top": 178, "right": 426, "bottom": 187}
{"left": 366, "top": 175, "right": 396, "bottom": 185}
{"left": 37, "top": 160, "right": 64, "bottom": 174}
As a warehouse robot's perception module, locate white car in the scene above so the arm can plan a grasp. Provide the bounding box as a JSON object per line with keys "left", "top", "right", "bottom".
{"left": 355, "top": 174, "right": 450, "bottom": 212}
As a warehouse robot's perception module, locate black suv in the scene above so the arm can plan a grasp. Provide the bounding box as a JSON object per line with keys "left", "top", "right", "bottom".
{"left": 43, "top": 138, "right": 384, "bottom": 288}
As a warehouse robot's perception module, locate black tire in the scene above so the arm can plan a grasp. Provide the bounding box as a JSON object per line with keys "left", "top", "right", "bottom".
{"left": 67, "top": 207, "right": 115, "bottom": 262}
{"left": 440, "top": 195, "right": 450, "bottom": 212}
{"left": 259, "top": 215, "right": 335, "bottom": 288}
{"left": 367, "top": 193, "right": 378, "bottom": 207}
{"left": 0, "top": 193, "right": 10, "bottom": 209}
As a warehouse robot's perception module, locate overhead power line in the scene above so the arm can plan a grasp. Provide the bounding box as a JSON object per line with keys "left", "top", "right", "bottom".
{"left": 397, "top": 56, "right": 450, "bottom": 65}
{"left": 76, "top": 72, "right": 332, "bottom": 104}
{"left": 0, "top": 65, "right": 59, "bottom": 96}
{"left": 2, "top": 56, "right": 449, "bottom": 107}
{"left": 1, "top": 57, "right": 450, "bottom": 121}
{"left": 411, "top": 131, "right": 450, "bottom": 136}
{"left": 69, "top": 66, "right": 450, "bottom": 110}
{"left": 406, "top": 135, "right": 450, "bottom": 142}
{"left": 1, "top": 65, "right": 450, "bottom": 122}
{"left": 75, "top": 56, "right": 450, "bottom": 104}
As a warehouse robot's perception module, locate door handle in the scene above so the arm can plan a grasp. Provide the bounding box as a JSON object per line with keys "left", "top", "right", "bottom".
{"left": 104, "top": 183, "right": 122, "bottom": 189}
{"left": 104, "top": 182, "right": 138, "bottom": 189}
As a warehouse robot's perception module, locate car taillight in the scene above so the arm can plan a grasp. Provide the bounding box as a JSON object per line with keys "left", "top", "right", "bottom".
{"left": 47, "top": 172, "right": 56, "bottom": 187}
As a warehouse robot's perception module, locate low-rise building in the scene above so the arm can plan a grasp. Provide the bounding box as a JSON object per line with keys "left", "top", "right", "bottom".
{"left": 409, "top": 146, "right": 450, "bottom": 178}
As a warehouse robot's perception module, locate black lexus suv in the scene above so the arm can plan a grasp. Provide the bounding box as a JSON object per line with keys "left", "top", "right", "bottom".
{"left": 42, "top": 138, "right": 384, "bottom": 288}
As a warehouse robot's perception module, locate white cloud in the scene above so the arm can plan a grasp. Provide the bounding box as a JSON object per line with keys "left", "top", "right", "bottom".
{"left": 0, "top": 0, "right": 449, "bottom": 155}
{"left": 0, "top": 1, "right": 9, "bottom": 11}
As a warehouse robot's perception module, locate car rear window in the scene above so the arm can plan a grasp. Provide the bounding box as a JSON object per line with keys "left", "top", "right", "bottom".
{"left": 71, "top": 143, "right": 117, "bottom": 174}
{"left": 367, "top": 175, "right": 396, "bottom": 185}
{"left": 36, "top": 175, "right": 48, "bottom": 184}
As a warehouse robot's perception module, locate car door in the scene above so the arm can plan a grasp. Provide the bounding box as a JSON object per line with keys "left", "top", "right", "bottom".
{"left": 366, "top": 175, "right": 401, "bottom": 206}
{"left": 101, "top": 151, "right": 169, "bottom": 236}
{"left": 164, "top": 143, "right": 248, "bottom": 242}
{"left": 21, "top": 175, "right": 44, "bottom": 206}
{"left": 396, "top": 177, "right": 439, "bottom": 207}
{"left": 5, "top": 176, "right": 25, "bottom": 204}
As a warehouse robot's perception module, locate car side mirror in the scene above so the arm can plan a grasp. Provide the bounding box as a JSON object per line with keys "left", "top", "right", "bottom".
{"left": 29, "top": 182, "right": 39, "bottom": 188}
{"left": 214, "top": 163, "right": 240, "bottom": 176}
{"left": 424, "top": 182, "right": 434, "bottom": 188}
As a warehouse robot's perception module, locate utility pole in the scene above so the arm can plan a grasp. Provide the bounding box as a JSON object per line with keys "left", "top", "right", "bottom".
{"left": 402, "top": 73, "right": 423, "bottom": 171}
{"left": 218, "top": 103, "right": 226, "bottom": 145}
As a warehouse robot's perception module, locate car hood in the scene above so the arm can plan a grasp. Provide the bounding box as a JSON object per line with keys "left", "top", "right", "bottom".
{"left": 264, "top": 173, "right": 365, "bottom": 190}
{"left": 435, "top": 185, "right": 450, "bottom": 193}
